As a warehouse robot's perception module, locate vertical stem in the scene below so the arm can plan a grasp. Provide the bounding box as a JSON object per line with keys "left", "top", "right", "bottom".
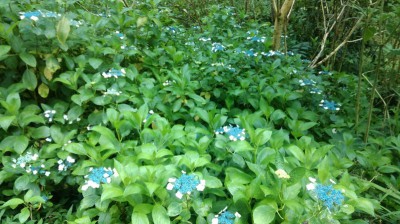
{"left": 355, "top": 31, "right": 365, "bottom": 134}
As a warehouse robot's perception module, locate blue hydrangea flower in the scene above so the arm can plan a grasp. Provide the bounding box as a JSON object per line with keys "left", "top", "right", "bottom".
{"left": 19, "top": 11, "right": 42, "bottom": 21}
{"left": 44, "top": 110, "right": 56, "bottom": 122}
{"left": 167, "top": 26, "right": 177, "bottom": 34}
{"left": 12, "top": 152, "right": 39, "bottom": 168}
{"left": 103, "top": 88, "right": 122, "bottom": 96}
{"left": 57, "top": 156, "right": 75, "bottom": 172}
{"left": 212, "top": 207, "right": 241, "bottom": 224}
{"left": 247, "top": 36, "right": 266, "bottom": 43}
{"left": 82, "top": 167, "right": 118, "bottom": 191}
{"left": 310, "top": 88, "right": 322, "bottom": 94}
{"left": 215, "top": 125, "right": 246, "bottom": 141}
{"left": 318, "top": 71, "right": 333, "bottom": 76}
{"left": 319, "top": 100, "right": 341, "bottom": 111}
{"left": 262, "top": 50, "right": 284, "bottom": 57}
{"left": 143, "top": 110, "right": 154, "bottom": 123}
{"left": 199, "top": 37, "right": 211, "bottom": 42}
{"left": 299, "top": 79, "right": 316, "bottom": 86}
{"left": 212, "top": 43, "right": 225, "bottom": 52}
{"left": 102, "top": 68, "right": 126, "bottom": 78}
{"left": 307, "top": 177, "right": 344, "bottom": 210}
{"left": 115, "top": 31, "right": 125, "bottom": 39}
{"left": 166, "top": 171, "right": 206, "bottom": 199}
{"left": 243, "top": 49, "right": 258, "bottom": 57}
{"left": 27, "top": 164, "right": 50, "bottom": 176}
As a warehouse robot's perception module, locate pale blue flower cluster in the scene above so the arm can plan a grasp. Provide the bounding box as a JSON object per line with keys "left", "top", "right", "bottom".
{"left": 319, "top": 100, "right": 341, "bottom": 111}
{"left": 19, "top": 10, "right": 60, "bottom": 21}
{"left": 102, "top": 68, "right": 126, "bottom": 78}
{"left": 215, "top": 125, "right": 246, "bottom": 141}
{"left": 44, "top": 110, "right": 56, "bottom": 122}
{"left": 307, "top": 178, "right": 344, "bottom": 210}
{"left": 82, "top": 167, "right": 118, "bottom": 191}
{"left": 212, "top": 207, "right": 241, "bottom": 224}
{"left": 12, "top": 152, "right": 39, "bottom": 169}
{"left": 166, "top": 171, "right": 205, "bottom": 199}
{"left": 27, "top": 164, "right": 51, "bottom": 176}
{"left": 57, "top": 156, "right": 76, "bottom": 172}
{"left": 212, "top": 43, "right": 226, "bottom": 52}
{"left": 299, "top": 79, "right": 316, "bottom": 86}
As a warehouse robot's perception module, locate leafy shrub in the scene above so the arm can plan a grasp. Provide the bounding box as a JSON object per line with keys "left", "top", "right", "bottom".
{"left": 0, "top": 1, "right": 397, "bottom": 223}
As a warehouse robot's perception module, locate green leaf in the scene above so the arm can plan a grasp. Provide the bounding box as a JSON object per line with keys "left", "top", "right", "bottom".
{"left": 131, "top": 212, "right": 149, "bottom": 224}
{"left": 0, "top": 115, "right": 15, "bottom": 131}
{"left": 56, "top": 17, "right": 70, "bottom": 45}
{"left": 226, "top": 167, "right": 252, "bottom": 185}
{"left": 14, "top": 136, "right": 29, "bottom": 154}
{"left": 203, "top": 175, "right": 222, "bottom": 188}
{"left": 38, "top": 83, "right": 49, "bottom": 98}
{"left": 65, "top": 143, "right": 87, "bottom": 156}
{"left": 152, "top": 204, "right": 170, "bottom": 224}
{"left": 353, "top": 198, "right": 375, "bottom": 216}
{"left": 287, "top": 145, "right": 305, "bottom": 163}
{"left": 253, "top": 129, "right": 272, "bottom": 146}
{"left": 0, "top": 45, "right": 11, "bottom": 57}
{"left": 22, "top": 69, "right": 37, "bottom": 91}
{"left": 167, "top": 202, "right": 182, "bottom": 217}
{"left": 1, "top": 198, "right": 24, "bottom": 209}
{"left": 15, "top": 175, "right": 30, "bottom": 191}
{"left": 19, "top": 52, "right": 37, "bottom": 67}
{"left": 88, "top": 58, "right": 103, "bottom": 69}
{"left": 19, "top": 207, "right": 30, "bottom": 223}
{"left": 253, "top": 205, "right": 275, "bottom": 224}
{"left": 91, "top": 126, "right": 120, "bottom": 149}
{"left": 101, "top": 185, "right": 124, "bottom": 201}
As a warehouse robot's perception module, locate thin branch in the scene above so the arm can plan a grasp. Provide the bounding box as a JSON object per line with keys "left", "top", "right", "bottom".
{"left": 311, "top": 15, "right": 364, "bottom": 68}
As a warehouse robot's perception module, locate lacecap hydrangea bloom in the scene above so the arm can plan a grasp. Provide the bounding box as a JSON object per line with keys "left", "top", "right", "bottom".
{"left": 102, "top": 68, "right": 126, "bottom": 78}
{"left": 57, "top": 156, "right": 75, "bottom": 172}
{"left": 307, "top": 177, "right": 344, "bottom": 210}
{"left": 319, "top": 100, "right": 341, "bottom": 111}
{"left": 212, "top": 207, "right": 241, "bottom": 224}
{"left": 82, "top": 167, "right": 118, "bottom": 191}
{"left": 27, "top": 164, "right": 50, "bottom": 176}
{"left": 44, "top": 110, "right": 56, "bottom": 122}
{"left": 12, "top": 152, "right": 39, "bottom": 168}
{"left": 166, "top": 171, "right": 205, "bottom": 199}
{"left": 212, "top": 43, "right": 226, "bottom": 52}
{"left": 215, "top": 125, "right": 246, "bottom": 141}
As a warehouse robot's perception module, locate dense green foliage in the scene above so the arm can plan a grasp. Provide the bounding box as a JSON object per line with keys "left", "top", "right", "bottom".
{"left": 0, "top": 0, "right": 399, "bottom": 223}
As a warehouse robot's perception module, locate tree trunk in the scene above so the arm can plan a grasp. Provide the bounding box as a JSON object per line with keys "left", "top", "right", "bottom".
{"left": 272, "top": 0, "right": 295, "bottom": 50}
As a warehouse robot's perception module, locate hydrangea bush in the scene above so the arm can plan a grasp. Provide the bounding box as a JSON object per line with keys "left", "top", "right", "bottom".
{"left": 0, "top": 1, "right": 396, "bottom": 223}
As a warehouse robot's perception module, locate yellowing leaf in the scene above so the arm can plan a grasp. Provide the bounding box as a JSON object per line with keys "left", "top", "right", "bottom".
{"left": 38, "top": 83, "right": 49, "bottom": 98}
{"left": 57, "top": 17, "right": 70, "bottom": 46}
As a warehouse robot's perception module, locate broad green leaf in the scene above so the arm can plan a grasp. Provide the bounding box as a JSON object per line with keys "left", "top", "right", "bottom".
{"left": 253, "top": 205, "right": 275, "bottom": 224}
{"left": 226, "top": 167, "right": 252, "bottom": 185}
{"left": 203, "top": 175, "right": 222, "bottom": 188}
{"left": 317, "top": 156, "right": 331, "bottom": 183}
{"left": 6, "top": 92, "right": 21, "bottom": 114}
{"left": 88, "top": 58, "right": 103, "bottom": 69}
{"left": 253, "top": 129, "right": 272, "bottom": 146}
{"left": 91, "top": 126, "right": 120, "bottom": 149}
{"left": 44, "top": 55, "right": 61, "bottom": 80}
{"left": 38, "top": 83, "right": 49, "bottom": 98}
{"left": 0, "top": 115, "right": 15, "bottom": 131}
{"left": 56, "top": 17, "right": 70, "bottom": 45}
{"left": 22, "top": 69, "right": 37, "bottom": 91}
{"left": 15, "top": 175, "right": 30, "bottom": 191}
{"left": 1, "top": 198, "right": 24, "bottom": 209}
{"left": 19, "top": 52, "right": 37, "bottom": 67}
{"left": 14, "top": 136, "right": 29, "bottom": 154}
{"left": 65, "top": 143, "right": 87, "bottom": 156}
{"left": 352, "top": 198, "right": 375, "bottom": 216}
{"left": 131, "top": 212, "right": 149, "bottom": 224}
{"left": 101, "top": 185, "right": 124, "bottom": 201}
{"left": 287, "top": 145, "right": 305, "bottom": 163}
{"left": 152, "top": 204, "right": 170, "bottom": 224}
{"left": 19, "top": 207, "right": 30, "bottom": 223}
{"left": 0, "top": 45, "right": 11, "bottom": 57}
{"left": 167, "top": 202, "right": 182, "bottom": 217}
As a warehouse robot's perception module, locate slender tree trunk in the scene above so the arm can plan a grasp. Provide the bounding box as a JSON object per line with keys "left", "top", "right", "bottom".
{"left": 272, "top": 0, "right": 295, "bottom": 50}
